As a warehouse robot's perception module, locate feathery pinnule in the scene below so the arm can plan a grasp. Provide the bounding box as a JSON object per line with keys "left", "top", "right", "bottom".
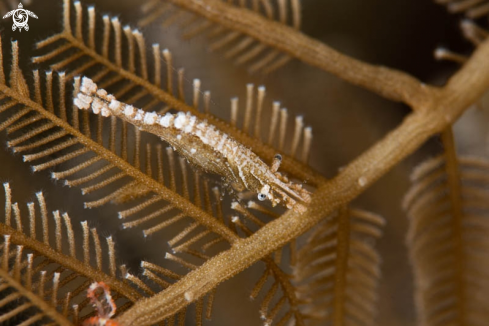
{"left": 74, "top": 77, "right": 311, "bottom": 213}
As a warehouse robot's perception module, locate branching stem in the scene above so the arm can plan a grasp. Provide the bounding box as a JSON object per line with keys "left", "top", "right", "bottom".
{"left": 0, "top": 82, "right": 237, "bottom": 242}
{"left": 0, "top": 266, "right": 73, "bottom": 326}
{"left": 333, "top": 207, "right": 349, "bottom": 325}
{"left": 165, "top": 0, "right": 434, "bottom": 108}
{"left": 440, "top": 128, "right": 466, "bottom": 323}
{"left": 43, "top": 30, "right": 323, "bottom": 184}
{"left": 0, "top": 223, "right": 140, "bottom": 302}
{"left": 117, "top": 25, "right": 489, "bottom": 326}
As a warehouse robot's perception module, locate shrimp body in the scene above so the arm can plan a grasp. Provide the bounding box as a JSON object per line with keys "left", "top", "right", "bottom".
{"left": 82, "top": 317, "right": 120, "bottom": 326}
{"left": 75, "top": 77, "right": 311, "bottom": 212}
{"left": 81, "top": 282, "right": 119, "bottom": 326}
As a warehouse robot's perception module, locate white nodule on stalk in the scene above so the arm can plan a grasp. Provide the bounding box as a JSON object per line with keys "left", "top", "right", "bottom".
{"left": 184, "top": 291, "right": 194, "bottom": 302}
{"left": 358, "top": 176, "right": 367, "bottom": 187}
{"left": 434, "top": 47, "right": 448, "bottom": 60}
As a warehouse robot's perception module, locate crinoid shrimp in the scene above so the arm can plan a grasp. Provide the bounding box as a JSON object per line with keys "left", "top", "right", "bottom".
{"left": 82, "top": 282, "right": 119, "bottom": 326}
{"left": 75, "top": 77, "right": 311, "bottom": 213}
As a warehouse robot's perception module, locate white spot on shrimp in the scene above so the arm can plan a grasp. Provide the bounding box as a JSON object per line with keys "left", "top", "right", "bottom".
{"left": 190, "top": 148, "right": 196, "bottom": 154}
{"left": 189, "top": 115, "right": 197, "bottom": 127}
{"left": 260, "top": 185, "right": 270, "bottom": 196}
{"left": 160, "top": 113, "right": 173, "bottom": 127}
{"left": 144, "top": 112, "right": 158, "bottom": 125}
{"left": 109, "top": 99, "right": 121, "bottom": 111}
{"left": 74, "top": 98, "right": 90, "bottom": 110}
{"left": 124, "top": 105, "right": 135, "bottom": 117}
{"left": 101, "top": 108, "right": 111, "bottom": 117}
{"left": 91, "top": 99, "right": 103, "bottom": 113}
{"left": 96, "top": 89, "right": 107, "bottom": 97}
{"left": 81, "top": 77, "right": 97, "bottom": 94}
{"left": 174, "top": 112, "right": 187, "bottom": 129}
{"left": 134, "top": 109, "right": 144, "bottom": 121}
{"left": 91, "top": 104, "right": 101, "bottom": 115}
{"left": 197, "top": 122, "right": 207, "bottom": 130}
{"left": 77, "top": 93, "right": 92, "bottom": 106}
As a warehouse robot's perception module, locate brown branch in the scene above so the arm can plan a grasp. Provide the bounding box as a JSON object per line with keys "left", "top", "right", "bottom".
{"left": 4, "top": 41, "right": 304, "bottom": 318}
{"left": 0, "top": 82, "right": 237, "bottom": 242}
{"left": 3, "top": 71, "right": 305, "bottom": 321}
{"left": 0, "top": 223, "right": 140, "bottom": 303}
{"left": 165, "top": 0, "right": 434, "bottom": 108}
{"left": 440, "top": 128, "right": 466, "bottom": 322}
{"left": 333, "top": 207, "right": 350, "bottom": 325}
{"left": 36, "top": 0, "right": 324, "bottom": 185}
{"left": 116, "top": 30, "right": 489, "bottom": 326}
{"left": 0, "top": 265, "right": 73, "bottom": 326}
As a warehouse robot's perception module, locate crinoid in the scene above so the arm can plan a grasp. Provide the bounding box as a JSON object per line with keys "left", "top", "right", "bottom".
{"left": 1, "top": 0, "right": 489, "bottom": 325}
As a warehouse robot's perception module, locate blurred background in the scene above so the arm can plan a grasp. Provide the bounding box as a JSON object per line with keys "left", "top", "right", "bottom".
{"left": 0, "top": 0, "right": 480, "bottom": 325}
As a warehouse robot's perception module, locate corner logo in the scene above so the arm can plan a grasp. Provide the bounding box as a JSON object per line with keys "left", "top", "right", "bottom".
{"left": 3, "top": 3, "right": 38, "bottom": 32}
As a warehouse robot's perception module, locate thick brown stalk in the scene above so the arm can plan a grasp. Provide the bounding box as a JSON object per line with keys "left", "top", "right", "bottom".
{"left": 116, "top": 30, "right": 489, "bottom": 326}
{"left": 165, "top": 0, "right": 433, "bottom": 108}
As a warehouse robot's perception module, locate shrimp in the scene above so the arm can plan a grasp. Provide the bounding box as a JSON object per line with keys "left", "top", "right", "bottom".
{"left": 75, "top": 77, "right": 311, "bottom": 213}
{"left": 82, "top": 282, "right": 119, "bottom": 326}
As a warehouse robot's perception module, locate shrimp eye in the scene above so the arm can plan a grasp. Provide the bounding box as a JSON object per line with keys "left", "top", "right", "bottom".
{"left": 274, "top": 154, "right": 282, "bottom": 161}
{"left": 258, "top": 193, "right": 267, "bottom": 201}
